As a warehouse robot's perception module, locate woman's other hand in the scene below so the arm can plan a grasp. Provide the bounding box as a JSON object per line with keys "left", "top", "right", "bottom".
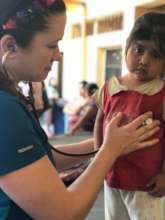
{"left": 102, "top": 111, "right": 160, "bottom": 158}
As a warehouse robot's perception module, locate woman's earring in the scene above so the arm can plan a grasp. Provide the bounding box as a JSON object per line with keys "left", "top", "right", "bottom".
{"left": 1, "top": 51, "right": 11, "bottom": 66}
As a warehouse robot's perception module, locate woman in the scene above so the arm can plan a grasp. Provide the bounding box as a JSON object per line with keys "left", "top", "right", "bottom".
{"left": 0, "top": 0, "right": 160, "bottom": 219}
{"left": 68, "top": 82, "right": 98, "bottom": 135}
{"left": 64, "top": 80, "right": 88, "bottom": 131}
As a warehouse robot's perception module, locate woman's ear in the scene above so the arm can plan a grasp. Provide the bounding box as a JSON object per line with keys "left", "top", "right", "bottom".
{"left": 0, "top": 35, "right": 17, "bottom": 53}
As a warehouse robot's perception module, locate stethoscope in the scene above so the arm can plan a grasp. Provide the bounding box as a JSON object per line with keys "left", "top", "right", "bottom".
{"left": 1, "top": 50, "right": 98, "bottom": 158}
{"left": 28, "top": 82, "right": 98, "bottom": 157}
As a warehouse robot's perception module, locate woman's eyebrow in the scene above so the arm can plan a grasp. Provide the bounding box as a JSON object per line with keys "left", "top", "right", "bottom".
{"left": 46, "top": 39, "right": 61, "bottom": 47}
{"left": 49, "top": 38, "right": 62, "bottom": 44}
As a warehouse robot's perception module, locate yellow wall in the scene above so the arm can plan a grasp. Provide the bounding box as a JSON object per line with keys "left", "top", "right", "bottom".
{"left": 62, "top": 0, "right": 165, "bottom": 99}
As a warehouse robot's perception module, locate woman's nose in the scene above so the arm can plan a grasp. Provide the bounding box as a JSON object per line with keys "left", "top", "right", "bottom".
{"left": 53, "top": 48, "right": 63, "bottom": 61}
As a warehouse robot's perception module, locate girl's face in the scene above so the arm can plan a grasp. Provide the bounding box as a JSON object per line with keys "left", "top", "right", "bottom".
{"left": 126, "top": 40, "right": 165, "bottom": 82}
{"left": 15, "top": 12, "right": 66, "bottom": 82}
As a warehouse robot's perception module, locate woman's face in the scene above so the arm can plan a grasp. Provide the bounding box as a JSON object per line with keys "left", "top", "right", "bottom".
{"left": 15, "top": 12, "right": 66, "bottom": 82}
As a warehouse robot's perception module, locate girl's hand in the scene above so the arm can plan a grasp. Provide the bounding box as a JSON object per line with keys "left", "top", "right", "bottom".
{"left": 147, "top": 173, "right": 165, "bottom": 197}
{"left": 102, "top": 111, "right": 160, "bottom": 158}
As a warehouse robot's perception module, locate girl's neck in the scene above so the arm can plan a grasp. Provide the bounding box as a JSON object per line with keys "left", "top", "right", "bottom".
{"left": 120, "top": 73, "right": 150, "bottom": 89}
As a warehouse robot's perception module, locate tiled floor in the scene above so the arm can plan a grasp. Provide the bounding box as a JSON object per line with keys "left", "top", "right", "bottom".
{"left": 86, "top": 187, "right": 104, "bottom": 220}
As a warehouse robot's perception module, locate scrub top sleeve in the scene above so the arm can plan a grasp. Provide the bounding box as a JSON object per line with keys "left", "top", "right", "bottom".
{"left": 0, "top": 97, "right": 46, "bottom": 175}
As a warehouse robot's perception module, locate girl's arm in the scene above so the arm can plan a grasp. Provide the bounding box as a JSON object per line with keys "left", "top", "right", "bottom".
{"left": 94, "top": 109, "right": 104, "bottom": 149}
{"left": 147, "top": 100, "right": 165, "bottom": 196}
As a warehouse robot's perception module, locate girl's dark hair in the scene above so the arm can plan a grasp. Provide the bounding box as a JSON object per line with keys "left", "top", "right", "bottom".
{"left": 85, "top": 83, "right": 98, "bottom": 96}
{"left": 126, "top": 11, "right": 165, "bottom": 56}
{"left": 0, "top": 0, "right": 66, "bottom": 48}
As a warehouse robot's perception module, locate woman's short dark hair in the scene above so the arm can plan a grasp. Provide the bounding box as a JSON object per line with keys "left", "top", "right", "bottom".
{"left": 125, "top": 11, "right": 165, "bottom": 56}
{"left": 80, "top": 80, "right": 88, "bottom": 88}
{"left": 0, "top": 0, "right": 66, "bottom": 48}
{"left": 85, "top": 83, "right": 98, "bottom": 96}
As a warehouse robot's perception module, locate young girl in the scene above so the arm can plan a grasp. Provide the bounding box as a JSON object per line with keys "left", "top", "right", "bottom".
{"left": 94, "top": 11, "right": 165, "bottom": 220}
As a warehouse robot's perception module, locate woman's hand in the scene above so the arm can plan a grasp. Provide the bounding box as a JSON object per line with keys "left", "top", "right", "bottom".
{"left": 102, "top": 111, "right": 160, "bottom": 158}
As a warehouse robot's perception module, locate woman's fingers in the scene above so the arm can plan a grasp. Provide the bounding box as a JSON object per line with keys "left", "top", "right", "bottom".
{"left": 135, "top": 120, "right": 160, "bottom": 138}
{"left": 125, "top": 120, "right": 160, "bottom": 150}
{"left": 134, "top": 139, "right": 159, "bottom": 150}
{"left": 124, "top": 111, "right": 153, "bottom": 130}
{"left": 103, "top": 111, "right": 160, "bottom": 157}
{"left": 138, "top": 126, "right": 160, "bottom": 142}
{"left": 103, "top": 112, "right": 122, "bottom": 145}
{"left": 122, "top": 122, "right": 160, "bottom": 155}
{"left": 123, "top": 138, "right": 159, "bottom": 155}
{"left": 104, "top": 112, "right": 122, "bottom": 133}
{"left": 105, "top": 112, "right": 122, "bottom": 125}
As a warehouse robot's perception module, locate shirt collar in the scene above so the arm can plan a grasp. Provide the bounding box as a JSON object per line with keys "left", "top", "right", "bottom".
{"left": 109, "top": 76, "right": 164, "bottom": 96}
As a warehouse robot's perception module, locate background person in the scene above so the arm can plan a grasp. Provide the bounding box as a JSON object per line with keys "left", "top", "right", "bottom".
{"left": 64, "top": 80, "right": 89, "bottom": 131}
{"left": 18, "top": 81, "right": 49, "bottom": 116}
{"left": 68, "top": 82, "right": 98, "bottom": 135}
{"left": 43, "top": 77, "right": 60, "bottom": 137}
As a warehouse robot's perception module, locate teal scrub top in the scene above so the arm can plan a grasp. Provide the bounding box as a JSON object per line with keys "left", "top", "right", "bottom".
{"left": 0, "top": 91, "right": 55, "bottom": 219}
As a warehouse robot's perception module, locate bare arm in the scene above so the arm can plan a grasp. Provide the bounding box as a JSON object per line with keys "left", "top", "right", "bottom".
{"left": 94, "top": 109, "right": 104, "bottom": 149}
{"left": 0, "top": 112, "right": 160, "bottom": 220}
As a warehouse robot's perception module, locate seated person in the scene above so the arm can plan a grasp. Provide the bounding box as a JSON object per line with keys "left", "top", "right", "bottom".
{"left": 64, "top": 80, "right": 89, "bottom": 130}
{"left": 68, "top": 83, "right": 98, "bottom": 135}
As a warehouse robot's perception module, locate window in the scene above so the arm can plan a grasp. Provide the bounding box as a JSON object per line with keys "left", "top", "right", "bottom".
{"left": 98, "top": 14, "right": 123, "bottom": 34}
{"left": 105, "top": 49, "right": 122, "bottom": 80}
{"left": 71, "top": 24, "right": 81, "bottom": 38}
{"left": 86, "top": 21, "right": 94, "bottom": 36}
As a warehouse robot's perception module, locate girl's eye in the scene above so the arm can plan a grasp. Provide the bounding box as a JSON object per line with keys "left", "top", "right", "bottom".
{"left": 134, "top": 46, "right": 144, "bottom": 55}
{"left": 152, "top": 51, "right": 162, "bottom": 59}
